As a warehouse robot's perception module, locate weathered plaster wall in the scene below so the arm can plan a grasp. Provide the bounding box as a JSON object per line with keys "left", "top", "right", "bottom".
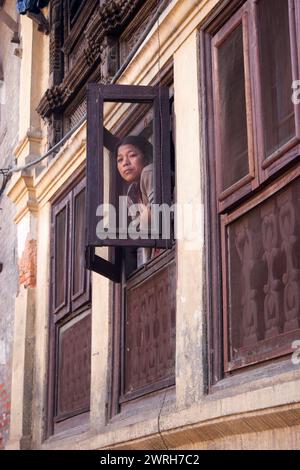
{"left": 2, "top": 6, "right": 48, "bottom": 450}
{"left": 0, "top": 0, "right": 20, "bottom": 449}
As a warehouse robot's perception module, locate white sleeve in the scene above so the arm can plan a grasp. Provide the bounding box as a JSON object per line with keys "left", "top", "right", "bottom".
{"left": 140, "top": 164, "right": 154, "bottom": 205}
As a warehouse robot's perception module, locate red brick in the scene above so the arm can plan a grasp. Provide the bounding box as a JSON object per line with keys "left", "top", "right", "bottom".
{"left": 19, "top": 239, "right": 37, "bottom": 288}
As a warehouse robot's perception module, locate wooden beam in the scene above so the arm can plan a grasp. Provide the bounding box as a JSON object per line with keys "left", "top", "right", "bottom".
{"left": 0, "top": 7, "right": 19, "bottom": 34}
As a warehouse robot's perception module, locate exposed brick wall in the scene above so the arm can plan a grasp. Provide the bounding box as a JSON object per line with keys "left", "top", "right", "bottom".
{"left": 19, "top": 239, "right": 37, "bottom": 288}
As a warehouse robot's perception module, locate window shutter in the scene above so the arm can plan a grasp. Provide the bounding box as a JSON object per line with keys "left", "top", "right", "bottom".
{"left": 86, "top": 83, "right": 173, "bottom": 284}
{"left": 121, "top": 251, "right": 176, "bottom": 402}
{"left": 217, "top": 24, "right": 249, "bottom": 190}
{"left": 222, "top": 171, "right": 300, "bottom": 372}
{"left": 253, "top": 0, "right": 300, "bottom": 179}
{"left": 212, "top": 5, "right": 257, "bottom": 211}
{"left": 56, "top": 312, "right": 91, "bottom": 420}
{"left": 52, "top": 195, "right": 70, "bottom": 316}
{"left": 204, "top": 0, "right": 300, "bottom": 384}
{"left": 48, "top": 178, "right": 92, "bottom": 434}
{"left": 258, "top": 0, "right": 295, "bottom": 161}
{"left": 71, "top": 179, "right": 91, "bottom": 311}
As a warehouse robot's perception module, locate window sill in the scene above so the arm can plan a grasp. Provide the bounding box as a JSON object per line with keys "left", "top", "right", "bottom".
{"left": 40, "top": 368, "right": 300, "bottom": 450}
{"left": 210, "top": 356, "right": 300, "bottom": 397}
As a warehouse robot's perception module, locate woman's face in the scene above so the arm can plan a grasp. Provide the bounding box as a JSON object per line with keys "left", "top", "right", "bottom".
{"left": 117, "top": 144, "right": 145, "bottom": 183}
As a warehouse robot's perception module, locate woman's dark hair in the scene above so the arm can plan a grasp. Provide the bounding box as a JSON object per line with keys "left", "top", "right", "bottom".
{"left": 114, "top": 135, "right": 153, "bottom": 165}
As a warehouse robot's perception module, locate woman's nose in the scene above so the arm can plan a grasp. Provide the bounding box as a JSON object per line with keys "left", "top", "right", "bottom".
{"left": 123, "top": 156, "right": 130, "bottom": 166}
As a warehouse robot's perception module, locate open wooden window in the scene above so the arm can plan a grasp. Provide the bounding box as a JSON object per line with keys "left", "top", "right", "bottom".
{"left": 204, "top": 0, "right": 300, "bottom": 383}
{"left": 97, "top": 75, "right": 177, "bottom": 415}
{"left": 47, "top": 176, "right": 91, "bottom": 436}
{"left": 211, "top": 0, "right": 300, "bottom": 212}
{"left": 212, "top": 5, "right": 257, "bottom": 209}
{"left": 86, "top": 83, "right": 173, "bottom": 281}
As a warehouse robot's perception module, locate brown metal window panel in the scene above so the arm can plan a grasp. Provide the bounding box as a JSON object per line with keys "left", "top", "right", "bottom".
{"left": 222, "top": 168, "right": 300, "bottom": 372}
{"left": 212, "top": 5, "right": 256, "bottom": 211}
{"left": 121, "top": 254, "right": 176, "bottom": 402}
{"left": 55, "top": 313, "right": 91, "bottom": 421}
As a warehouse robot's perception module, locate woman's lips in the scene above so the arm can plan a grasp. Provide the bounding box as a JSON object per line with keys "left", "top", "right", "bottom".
{"left": 124, "top": 169, "right": 132, "bottom": 175}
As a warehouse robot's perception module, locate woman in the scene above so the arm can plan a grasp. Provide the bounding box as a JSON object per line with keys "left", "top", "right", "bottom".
{"left": 116, "top": 135, "right": 153, "bottom": 205}
{"left": 115, "top": 135, "right": 154, "bottom": 266}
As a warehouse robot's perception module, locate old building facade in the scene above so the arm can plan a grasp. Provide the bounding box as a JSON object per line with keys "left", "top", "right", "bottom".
{"left": 1, "top": 0, "right": 300, "bottom": 450}
{"left": 0, "top": 0, "right": 21, "bottom": 449}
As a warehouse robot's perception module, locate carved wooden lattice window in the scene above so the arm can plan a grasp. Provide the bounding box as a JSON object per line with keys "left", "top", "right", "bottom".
{"left": 204, "top": 0, "right": 300, "bottom": 381}
{"left": 47, "top": 177, "right": 91, "bottom": 435}
{"left": 39, "top": 1, "right": 166, "bottom": 147}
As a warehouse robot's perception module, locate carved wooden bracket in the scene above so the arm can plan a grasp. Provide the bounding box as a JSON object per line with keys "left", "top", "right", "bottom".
{"left": 0, "top": 3, "right": 20, "bottom": 43}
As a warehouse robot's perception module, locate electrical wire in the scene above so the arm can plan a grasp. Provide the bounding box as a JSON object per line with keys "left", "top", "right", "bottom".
{"left": 9, "top": 114, "right": 86, "bottom": 174}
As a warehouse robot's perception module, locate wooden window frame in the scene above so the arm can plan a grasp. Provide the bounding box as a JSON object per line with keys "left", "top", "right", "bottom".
{"left": 46, "top": 174, "right": 92, "bottom": 438}
{"left": 251, "top": 0, "right": 300, "bottom": 180}
{"left": 52, "top": 195, "right": 71, "bottom": 318}
{"left": 221, "top": 165, "right": 300, "bottom": 372}
{"left": 212, "top": 3, "right": 258, "bottom": 210}
{"left": 71, "top": 177, "right": 91, "bottom": 312}
{"left": 120, "top": 247, "right": 176, "bottom": 404}
{"left": 201, "top": 0, "right": 300, "bottom": 387}
{"left": 110, "top": 248, "right": 176, "bottom": 418}
{"left": 54, "top": 309, "right": 91, "bottom": 424}
{"left": 212, "top": 0, "right": 300, "bottom": 213}
{"left": 109, "top": 70, "right": 176, "bottom": 417}
{"left": 86, "top": 83, "right": 173, "bottom": 282}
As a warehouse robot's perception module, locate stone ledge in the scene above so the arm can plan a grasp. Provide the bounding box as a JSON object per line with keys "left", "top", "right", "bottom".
{"left": 13, "top": 128, "right": 43, "bottom": 164}
{"left": 37, "top": 396, "right": 300, "bottom": 451}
